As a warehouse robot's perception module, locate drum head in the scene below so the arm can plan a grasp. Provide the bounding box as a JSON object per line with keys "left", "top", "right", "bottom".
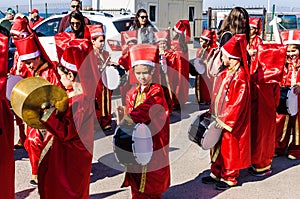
{"left": 201, "top": 121, "right": 222, "bottom": 150}
{"left": 287, "top": 87, "right": 298, "bottom": 116}
{"left": 193, "top": 58, "right": 206, "bottom": 74}
{"left": 6, "top": 75, "right": 23, "bottom": 100}
{"left": 132, "top": 123, "right": 153, "bottom": 165}
{"left": 102, "top": 66, "right": 120, "bottom": 90}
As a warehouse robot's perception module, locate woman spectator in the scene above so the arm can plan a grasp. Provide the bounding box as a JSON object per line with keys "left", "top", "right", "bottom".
{"left": 130, "top": 8, "right": 155, "bottom": 44}
{"left": 64, "top": 10, "right": 86, "bottom": 38}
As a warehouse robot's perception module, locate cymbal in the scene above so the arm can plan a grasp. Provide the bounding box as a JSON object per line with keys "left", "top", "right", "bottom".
{"left": 10, "top": 77, "right": 68, "bottom": 129}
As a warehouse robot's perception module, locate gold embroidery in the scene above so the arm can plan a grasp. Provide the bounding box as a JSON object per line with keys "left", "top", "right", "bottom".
{"left": 139, "top": 165, "right": 147, "bottom": 193}
{"left": 280, "top": 115, "right": 289, "bottom": 142}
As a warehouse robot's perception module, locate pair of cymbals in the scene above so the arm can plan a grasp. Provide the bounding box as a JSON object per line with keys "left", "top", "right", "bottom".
{"left": 10, "top": 77, "right": 68, "bottom": 129}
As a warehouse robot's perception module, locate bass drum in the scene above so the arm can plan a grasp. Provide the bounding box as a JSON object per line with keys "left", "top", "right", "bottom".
{"left": 113, "top": 123, "right": 153, "bottom": 166}
{"left": 101, "top": 65, "right": 127, "bottom": 90}
{"left": 188, "top": 111, "right": 222, "bottom": 150}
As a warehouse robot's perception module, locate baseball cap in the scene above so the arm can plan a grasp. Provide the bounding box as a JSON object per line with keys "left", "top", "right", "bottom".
{"left": 30, "top": 9, "right": 39, "bottom": 14}
{"left": 6, "top": 8, "right": 16, "bottom": 15}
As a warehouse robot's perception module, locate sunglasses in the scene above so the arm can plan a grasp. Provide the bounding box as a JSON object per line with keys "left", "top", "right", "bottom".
{"left": 71, "top": 5, "right": 80, "bottom": 8}
{"left": 140, "top": 16, "right": 148, "bottom": 19}
{"left": 71, "top": 22, "right": 81, "bottom": 26}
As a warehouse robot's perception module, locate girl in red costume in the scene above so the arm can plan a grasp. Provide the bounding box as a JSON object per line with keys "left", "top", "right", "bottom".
{"left": 201, "top": 34, "right": 251, "bottom": 190}
{"left": 0, "top": 31, "right": 15, "bottom": 199}
{"left": 117, "top": 44, "right": 170, "bottom": 198}
{"left": 276, "top": 30, "right": 300, "bottom": 160}
{"left": 38, "top": 38, "right": 98, "bottom": 198}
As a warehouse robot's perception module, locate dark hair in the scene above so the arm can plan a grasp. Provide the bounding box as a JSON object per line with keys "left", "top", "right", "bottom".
{"left": 217, "top": 7, "right": 250, "bottom": 43}
{"left": 69, "top": 10, "right": 85, "bottom": 38}
{"left": 58, "top": 64, "right": 78, "bottom": 78}
{"left": 172, "top": 32, "right": 188, "bottom": 53}
{"left": 132, "top": 8, "right": 151, "bottom": 29}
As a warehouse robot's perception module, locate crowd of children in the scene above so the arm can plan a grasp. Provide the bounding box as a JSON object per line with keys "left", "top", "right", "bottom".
{"left": 1, "top": 5, "right": 300, "bottom": 199}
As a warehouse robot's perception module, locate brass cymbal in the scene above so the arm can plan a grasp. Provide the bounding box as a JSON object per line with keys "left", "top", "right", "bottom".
{"left": 10, "top": 77, "right": 68, "bottom": 129}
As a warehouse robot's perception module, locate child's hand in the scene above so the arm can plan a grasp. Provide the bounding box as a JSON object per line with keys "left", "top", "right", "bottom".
{"left": 116, "top": 106, "right": 125, "bottom": 125}
{"left": 248, "top": 49, "right": 257, "bottom": 57}
{"left": 215, "top": 122, "right": 223, "bottom": 129}
{"left": 293, "top": 85, "right": 300, "bottom": 95}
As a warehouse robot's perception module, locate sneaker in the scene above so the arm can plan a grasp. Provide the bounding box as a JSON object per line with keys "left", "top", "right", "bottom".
{"left": 103, "top": 126, "right": 113, "bottom": 132}
{"left": 288, "top": 154, "right": 297, "bottom": 160}
{"left": 248, "top": 167, "right": 272, "bottom": 177}
{"left": 29, "top": 180, "right": 38, "bottom": 187}
{"left": 14, "top": 142, "right": 24, "bottom": 149}
{"left": 202, "top": 176, "right": 218, "bottom": 184}
{"left": 215, "top": 181, "right": 234, "bottom": 190}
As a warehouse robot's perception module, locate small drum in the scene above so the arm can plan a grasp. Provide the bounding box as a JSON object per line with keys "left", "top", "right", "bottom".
{"left": 188, "top": 111, "right": 222, "bottom": 150}
{"left": 113, "top": 123, "right": 153, "bottom": 165}
{"left": 6, "top": 75, "right": 23, "bottom": 100}
{"left": 189, "top": 58, "right": 206, "bottom": 76}
{"left": 277, "top": 87, "right": 298, "bottom": 116}
{"left": 101, "top": 65, "right": 127, "bottom": 90}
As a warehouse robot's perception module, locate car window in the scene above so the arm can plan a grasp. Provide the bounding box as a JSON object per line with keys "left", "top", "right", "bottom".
{"left": 113, "top": 19, "right": 133, "bottom": 33}
{"left": 35, "top": 18, "right": 61, "bottom": 37}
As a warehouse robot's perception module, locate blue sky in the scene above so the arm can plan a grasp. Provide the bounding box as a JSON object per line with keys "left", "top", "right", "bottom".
{"left": 0, "top": 0, "right": 299, "bottom": 13}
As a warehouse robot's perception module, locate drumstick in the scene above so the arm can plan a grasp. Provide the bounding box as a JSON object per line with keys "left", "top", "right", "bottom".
{"left": 99, "top": 56, "right": 111, "bottom": 73}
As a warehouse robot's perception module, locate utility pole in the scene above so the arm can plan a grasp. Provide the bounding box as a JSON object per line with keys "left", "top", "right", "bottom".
{"left": 29, "top": 0, "right": 32, "bottom": 13}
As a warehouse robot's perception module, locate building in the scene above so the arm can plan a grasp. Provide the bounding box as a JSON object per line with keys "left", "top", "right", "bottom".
{"left": 91, "top": 0, "right": 203, "bottom": 41}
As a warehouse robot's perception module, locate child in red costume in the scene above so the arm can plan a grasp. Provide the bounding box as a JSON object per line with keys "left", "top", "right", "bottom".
{"left": 276, "top": 30, "right": 300, "bottom": 160}
{"left": 88, "top": 24, "right": 114, "bottom": 131}
{"left": 202, "top": 34, "right": 251, "bottom": 190}
{"left": 117, "top": 44, "right": 170, "bottom": 198}
{"left": 38, "top": 38, "right": 99, "bottom": 198}
{"left": 0, "top": 32, "right": 15, "bottom": 199}
{"left": 14, "top": 32, "right": 62, "bottom": 186}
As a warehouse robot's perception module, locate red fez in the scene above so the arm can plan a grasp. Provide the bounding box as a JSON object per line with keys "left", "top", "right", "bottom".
{"left": 173, "top": 20, "right": 191, "bottom": 42}
{"left": 87, "top": 24, "right": 105, "bottom": 39}
{"left": 10, "top": 16, "right": 30, "bottom": 36}
{"left": 14, "top": 34, "right": 40, "bottom": 61}
{"left": 280, "top": 30, "right": 300, "bottom": 45}
{"left": 121, "top": 30, "right": 138, "bottom": 46}
{"left": 60, "top": 39, "right": 92, "bottom": 72}
{"left": 129, "top": 44, "right": 159, "bottom": 68}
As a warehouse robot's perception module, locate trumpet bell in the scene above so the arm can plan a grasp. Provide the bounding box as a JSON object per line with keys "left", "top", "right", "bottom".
{"left": 10, "top": 77, "right": 68, "bottom": 129}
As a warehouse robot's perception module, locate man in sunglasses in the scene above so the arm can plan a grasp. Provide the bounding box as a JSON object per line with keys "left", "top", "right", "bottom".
{"left": 58, "top": 0, "right": 90, "bottom": 33}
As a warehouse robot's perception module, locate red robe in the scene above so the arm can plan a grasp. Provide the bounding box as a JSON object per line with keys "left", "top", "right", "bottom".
{"left": 24, "top": 62, "right": 62, "bottom": 176}
{"left": 170, "top": 40, "right": 190, "bottom": 106}
{"left": 95, "top": 49, "right": 112, "bottom": 129}
{"left": 122, "top": 83, "right": 170, "bottom": 196}
{"left": 248, "top": 35, "right": 263, "bottom": 74}
{"left": 276, "top": 58, "right": 300, "bottom": 158}
{"left": 0, "top": 33, "right": 14, "bottom": 199}
{"left": 250, "top": 44, "right": 285, "bottom": 170}
{"left": 38, "top": 91, "right": 93, "bottom": 199}
{"left": 209, "top": 64, "right": 251, "bottom": 185}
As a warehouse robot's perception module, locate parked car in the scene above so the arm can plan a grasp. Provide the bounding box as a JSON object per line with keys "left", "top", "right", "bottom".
{"left": 33, "top": 12, "right": 135, "bottom": 62}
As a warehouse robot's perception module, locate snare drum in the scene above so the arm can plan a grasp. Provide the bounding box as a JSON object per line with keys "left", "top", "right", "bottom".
{"left": 188, "top": 111, "right": 222, "bottom": 150}
{"left": 113, "top": 123, "right": 153, "bottom": 165}
{"left": 6, "top": 75, "right": 23, "bottom": 100}
{"left": 101, "top": 65, "right": 128, "bottom": 90}
{"left": 277, "top": 87, "right": 298, "bottom": 116}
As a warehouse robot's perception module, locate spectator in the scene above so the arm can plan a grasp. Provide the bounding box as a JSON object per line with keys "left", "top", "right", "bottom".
{"left": 129, "top": 8, "right": 155, "bottom": 44}
{"left": 58, "top": 0, "right": 90, "bottom": 33}
{"left": 0, "top": 8, "right": 15, "bottom": 32}
{"left": 29, "top": 8, "right": 44, "bottom": 28}
{"left": 64, "top": 10, "right": 86, "bottom": 38}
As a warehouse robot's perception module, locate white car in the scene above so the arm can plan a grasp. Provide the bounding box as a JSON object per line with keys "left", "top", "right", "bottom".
{"left": 33, "top": 12, "right": 135, "bottom": 62}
